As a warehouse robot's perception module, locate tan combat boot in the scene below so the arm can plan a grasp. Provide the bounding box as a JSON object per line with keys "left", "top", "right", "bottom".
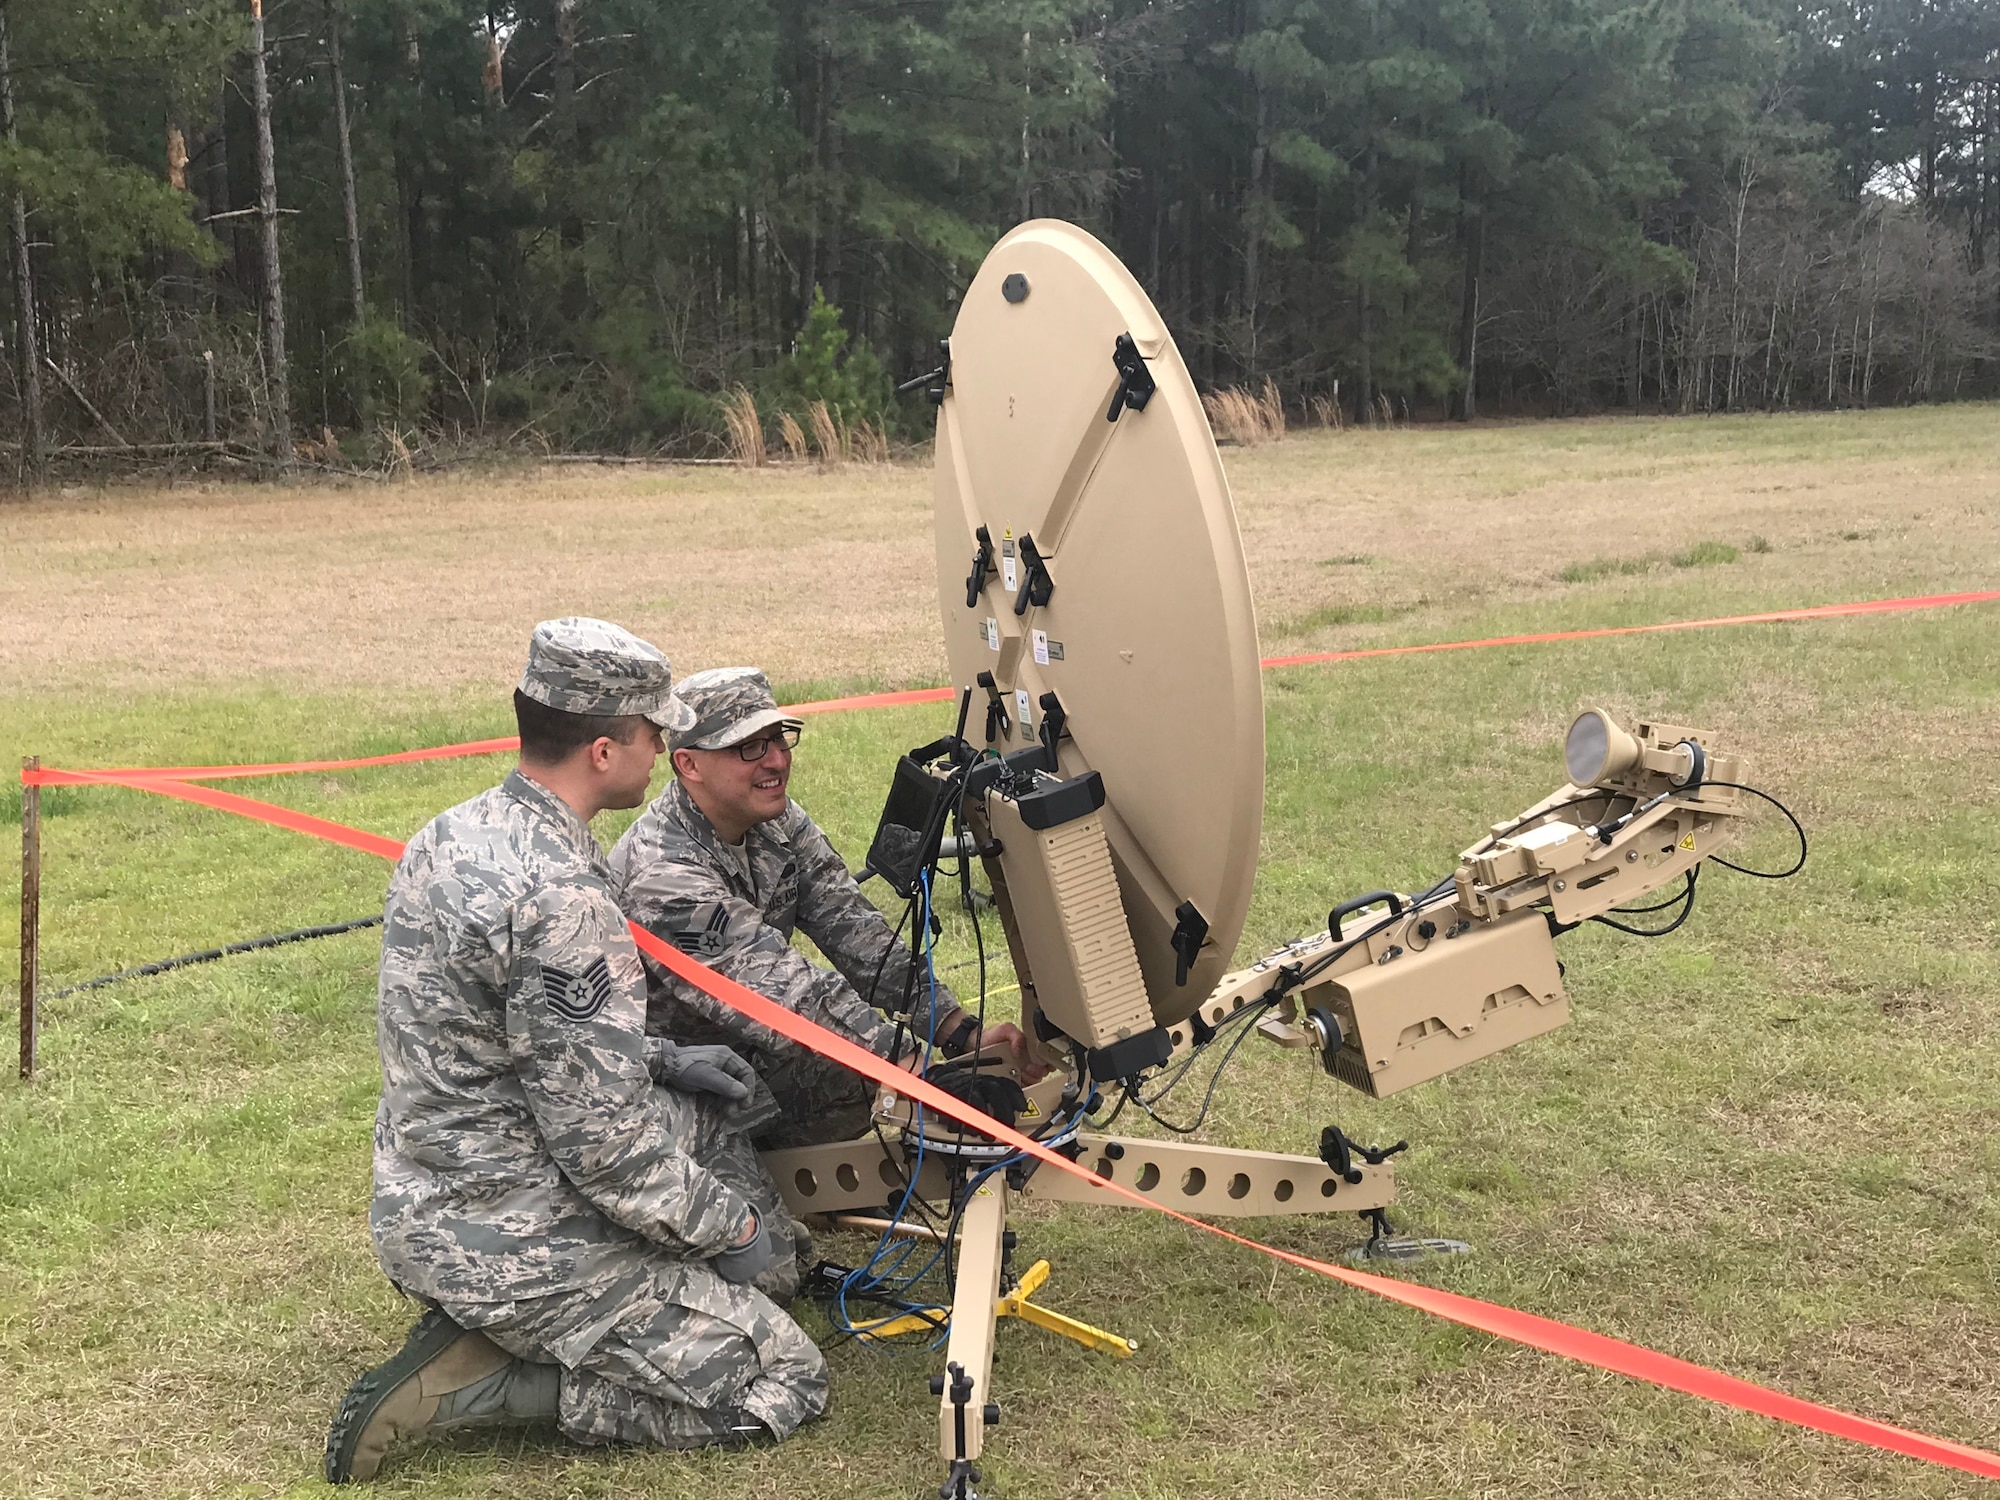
{"left": 323, "top": 1308, "right": 520, "bottom": 1483}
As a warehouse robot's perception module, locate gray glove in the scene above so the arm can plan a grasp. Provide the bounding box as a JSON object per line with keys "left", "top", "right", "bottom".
{"left": 712, "top": 1211, "right": 779, "bottom": 1285}
{"left": 647, "top": 1040, "right": 756, "bottom": 1103}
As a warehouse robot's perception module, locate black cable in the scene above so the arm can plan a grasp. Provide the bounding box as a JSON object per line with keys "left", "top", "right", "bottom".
{"left": 47, "top": 916, "right": 383, "bottom": 999}
{"left": 1475, "top": 790, "right": 1626, "bottom": 851}
{"left": 1293, "top": 885, "right": 1462, "bottom": 988}
{"left": 872, "top": 897, "right": 920, "bottom": 1066}
{"left": 1696, "top": 781, "right": 1809, "bottom": 878}
{"left": 1085, "top": 1084, "right": 1130, "bottom": 1130}
{"left": 1606, "top": 875, "right": 1700, "bottom": 915}
{"left": 1132, "top": 996, "right": 1274, "bottom": 1135}
{"left": 946, "top": 764, "right": 991, "bottom": 1044}
{"left": 1590, "top": 866, "right": 1700, "bottom": 937}
{"left": 1141, "top": 996, "right": 1274, "bottom": 1105}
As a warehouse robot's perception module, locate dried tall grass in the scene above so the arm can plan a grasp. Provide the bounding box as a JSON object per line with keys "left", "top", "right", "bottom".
{"left": 807, "top": 400, "right": 844, "bottom": 463}
{"left": 375, "top": 425, "right": 413, "bottom": 478}
{"left": 777, "top": 411, "right": 808, "bottom": 463}
{"left": 722, "top": 386, "right": 765, "bottom": 466}
{"left": 1311, "top": 386, "right": 1346, "bottom": 431}
{"left": 850, "top": 418, "right": 889, "bottom": 464}
{"left": 1203, "top": 378, "right": 1288, "bottom": 445}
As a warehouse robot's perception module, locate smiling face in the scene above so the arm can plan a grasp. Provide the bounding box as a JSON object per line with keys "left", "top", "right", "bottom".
{"left": 673, "top": 728, "right": 795, "bottom": 843}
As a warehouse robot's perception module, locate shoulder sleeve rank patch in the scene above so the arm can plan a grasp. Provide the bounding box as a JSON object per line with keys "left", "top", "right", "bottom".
{"left": 673, "top": 904, "right": 731, "bottom": 959}
{"left": 540, "top": 955, "right": 615, "bottom": 1022}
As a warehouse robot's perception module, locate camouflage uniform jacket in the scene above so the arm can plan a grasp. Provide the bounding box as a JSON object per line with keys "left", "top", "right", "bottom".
{"left": 608, "top": 778, "right": 958, "bottom": 1069}
{"left": 372, "top": 770, "right": 757, "bottom": 1312}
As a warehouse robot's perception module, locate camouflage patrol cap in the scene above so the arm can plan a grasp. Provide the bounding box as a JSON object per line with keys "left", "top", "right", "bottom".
{"left": 671, "top": 667, "right": 804, "bottom": 751}
{"left": 518, "top": 617, "right": 698, "bottom": 731}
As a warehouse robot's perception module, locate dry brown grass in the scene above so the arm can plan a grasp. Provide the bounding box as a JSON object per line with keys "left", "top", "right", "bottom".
{"left": 0, "top": 405, "right": 1994, "bottom": 707}
{"left": 777, "top": 410, "right": 809, "bottom": 463}
{"left": 721, "top": 386, "right": 764, "bottom": 467}
{"left": 807, "top": 400, "right": 843, "bottom": 463}
{"left": 1203, "top": 378, "right": 1288, "bottom": 445}
{"left": 849, "top": 417, "right": 890, "bottom": 465}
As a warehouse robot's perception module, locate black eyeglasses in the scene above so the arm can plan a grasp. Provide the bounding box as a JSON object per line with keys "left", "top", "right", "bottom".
{"left": 731, "top": 725, "right": 802, "bottom": 762}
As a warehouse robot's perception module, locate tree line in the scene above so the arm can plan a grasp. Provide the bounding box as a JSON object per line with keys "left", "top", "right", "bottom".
{"left": 1, "top": 0, "right": 1996, "bottom": 480}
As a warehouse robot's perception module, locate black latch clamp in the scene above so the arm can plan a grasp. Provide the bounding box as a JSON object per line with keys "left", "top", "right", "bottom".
{"left": 1170, "top": 900, "right": 1209, "bottom": 986}
{"left": 965, "top": 524, "right": 994, "bottom": 608}
{"left": 1107, "top": 332, "right": 1157, "bottom": 421}
{"left": 1036, "top": 690, "right": 1067, "bottom": 770}
{"left": 894, "top": 337, "right": 952, "bottom": 406}
{"left": 1012, "top": 532, "right": 1054, "bottom": 616}
{"left": 976, "top": 670, "right": 1010, "bottom": 741}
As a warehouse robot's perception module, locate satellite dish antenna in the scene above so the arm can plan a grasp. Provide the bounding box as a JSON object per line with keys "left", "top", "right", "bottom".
{"left": 933, "top": 220, "right": 1264, "bottom": 1027}
{"left": 791, "top": 220, "right": 1768, "bottom": 1499}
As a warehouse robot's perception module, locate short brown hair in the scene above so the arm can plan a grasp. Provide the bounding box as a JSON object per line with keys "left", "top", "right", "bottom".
{"left": 514, "top": 689, "right": 646, "bottom": 765}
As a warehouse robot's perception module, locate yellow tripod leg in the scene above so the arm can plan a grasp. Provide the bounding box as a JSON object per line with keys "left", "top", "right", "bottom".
{"left": 852, "top": 1257, "right": 1138, "bottom": 1358}
{"left": 851, "top": 1307, "right": 950, "bottom": 1341}
{"left": 997, "top": 1260, "right": 1139, "bottom": 1358}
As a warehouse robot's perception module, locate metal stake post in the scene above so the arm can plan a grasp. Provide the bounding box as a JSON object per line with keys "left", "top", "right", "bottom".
{"left": 19, "top": 755, "right": 39, "bottom": 1079}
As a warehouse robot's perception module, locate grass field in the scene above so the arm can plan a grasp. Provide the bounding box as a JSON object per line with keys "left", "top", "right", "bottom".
{"left": 3, "top": 405, "right": 1998, "bottom": 1499}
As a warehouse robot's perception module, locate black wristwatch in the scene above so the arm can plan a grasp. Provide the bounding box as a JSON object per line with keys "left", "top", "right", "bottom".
{"left": 940, "top": 1011, "right": 982, "bottom": 1058}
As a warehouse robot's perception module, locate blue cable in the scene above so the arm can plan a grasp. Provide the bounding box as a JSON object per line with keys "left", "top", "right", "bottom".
{"left": 830, "top": 870, "right": 955, "bottom": 1342}
{"left": 828, "top": 870, "right": 1038, "bottom": 1349}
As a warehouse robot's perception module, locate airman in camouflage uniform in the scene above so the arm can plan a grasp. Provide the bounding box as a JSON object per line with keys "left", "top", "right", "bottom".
{"left": 610, "top": 667, "right": 1023, "bottom": 1149}
{"left": 327, "top": 621, "right": 827, "bottom": 1485}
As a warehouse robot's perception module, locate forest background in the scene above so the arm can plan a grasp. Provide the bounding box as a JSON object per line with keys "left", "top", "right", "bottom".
{"left": 0, "top": 0, "right": 1996, "bottom": 473}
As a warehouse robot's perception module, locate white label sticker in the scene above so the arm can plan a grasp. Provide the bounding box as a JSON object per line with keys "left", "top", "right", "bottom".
{"left": 1031, "top": 629, "right": 1049, "bottom": 666}
{"left": 984, "top": 617, "right": 1000, "bottom": 651}
{"left": 1002, "top": 556, "right": 1019, "bottom": 593}
{"left": 1015, "top": 688, "right": 1033, "bottom": 736}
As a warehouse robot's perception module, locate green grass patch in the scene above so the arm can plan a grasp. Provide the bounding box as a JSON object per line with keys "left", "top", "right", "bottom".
{"left": 1559, "top": 555, "right": 1655, "bottom": 583}
{"left": 1276, "top": 600, "right": 1417, "bottom": 634}
{"left": 1670, "top": 539, "right": 1742, "bottom": 568}
{"left": 1563, "top": 537, "right": 1753, "bottom": 583}
{"left": 3, "top": 413, "right": 1998, "bottom": 1498}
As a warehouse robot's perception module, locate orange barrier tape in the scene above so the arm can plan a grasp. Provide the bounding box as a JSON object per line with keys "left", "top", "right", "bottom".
{"left": 787, "top": 685, "right": 957, "bottom": 715}
{"left": 26, "top": 590, "right": 1998, "bottom": 788}
{"left": 1258, "top": 588, "right": 2000, "bottom": 670}
{"left": 24, "top": 737, "right": 523, "bottom": 785}
{"left": 42, "top": 771, "right": 2000, "bottom": 1484}
{"left": 42, "top": 769, "right": 409, "bottom": 860}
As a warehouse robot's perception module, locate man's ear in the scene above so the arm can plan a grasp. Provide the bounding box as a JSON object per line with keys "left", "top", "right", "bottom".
{"left": 587, "top": 736, "right": 618, "bottom": 773}
{"left": 671, "top": 747, "right": 702, "bottom": 782}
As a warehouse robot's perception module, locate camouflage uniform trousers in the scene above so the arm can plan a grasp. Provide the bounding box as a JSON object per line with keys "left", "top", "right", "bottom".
{"left": 442, "top": 1099, "right": 828, "bottom": 1447}
{"left": 754, "top": 1045, "right": 879, "bottom": 1149}
{"left": 454, "top": 1249, "right": 829, "bottom": 1447}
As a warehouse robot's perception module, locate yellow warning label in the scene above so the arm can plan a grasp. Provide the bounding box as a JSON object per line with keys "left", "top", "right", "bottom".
{"left": 1021, "top": 1099, "right": 1042, "bottom": 1119}
{"left": 1003, "top": 526, "right": 1014, "bottom": 540}
{"left": 1679, "top": 832, "right": 1697, "bottom": 851}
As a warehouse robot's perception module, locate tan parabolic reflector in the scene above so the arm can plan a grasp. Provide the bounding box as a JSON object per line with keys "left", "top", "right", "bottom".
{"left": 932, "top": 219, "right": 1265, "bottom": 1025}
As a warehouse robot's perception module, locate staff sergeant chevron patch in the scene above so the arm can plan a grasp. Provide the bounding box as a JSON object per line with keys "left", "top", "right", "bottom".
{"left": 539, "top": 955, "right": 615, "bottom": 1021}
{"left": 674, "top": 904, "right": 732, "bottom": 959}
